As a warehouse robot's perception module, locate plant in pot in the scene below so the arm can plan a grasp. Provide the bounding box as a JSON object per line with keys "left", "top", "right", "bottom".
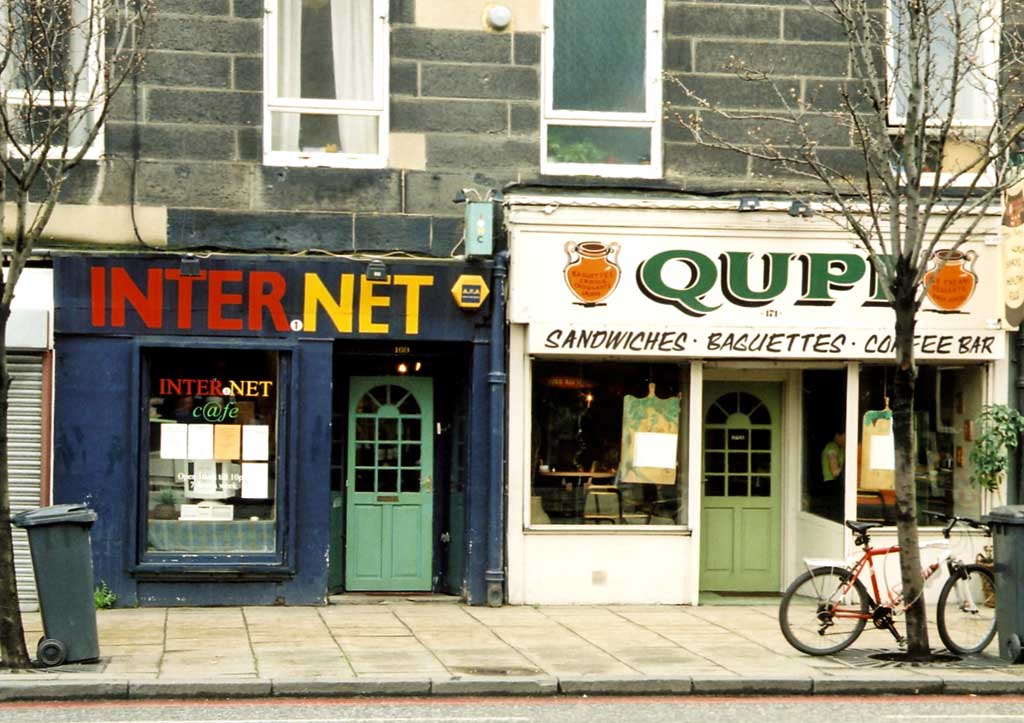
{"left": 151, "top": 487, "right": 178, "bottom": 520}
{"left": 968, "top": 403, "right": 1024, "bottom": 570}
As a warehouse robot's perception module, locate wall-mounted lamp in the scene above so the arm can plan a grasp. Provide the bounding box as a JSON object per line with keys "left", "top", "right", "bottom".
{"left": 180, "top": 254, "right": 201, "bottom": 277}
{"left": 366, "top": 259, "right": 388, "bottom": 281}
{"left": 788, "top": 200, "right": 811, "bottom": 217}
{"left": 738, "top": 197, "right": 761, "bottom": 212}
{"left": 485, "top": 4, "right": 513, "bottom": 31}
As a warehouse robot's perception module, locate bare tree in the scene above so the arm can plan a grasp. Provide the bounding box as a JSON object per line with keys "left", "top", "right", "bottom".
{"left": 0, "top": 0, "right": 152, "bottom": 669}
{"left": 668, "top": 0, "right": 1024, "bottom": 659}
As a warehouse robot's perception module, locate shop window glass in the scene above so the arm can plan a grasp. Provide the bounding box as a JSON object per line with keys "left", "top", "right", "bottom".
{"left": 145, "top": 349, "right": 280, "bottom": 554}
{"left": 856, "top": 364, "right": 985, "bottom": 526}
{"left": 802, "top": 370, "right": 847, "bottom": 523}
{"left": 530, "top": 360, "right": 688, "bottom": 526}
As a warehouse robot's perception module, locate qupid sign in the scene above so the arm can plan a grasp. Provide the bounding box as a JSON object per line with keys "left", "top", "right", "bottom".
{"left": 637, "top": 250, "right": 891, "bottom": 317}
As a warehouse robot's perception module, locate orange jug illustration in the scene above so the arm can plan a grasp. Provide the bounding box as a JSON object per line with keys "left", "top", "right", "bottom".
{"left": 925, "top": 249, "right": 977, "bottom": 311}
{"left": 564, "top": 241, "right": 620, "bottom": 305}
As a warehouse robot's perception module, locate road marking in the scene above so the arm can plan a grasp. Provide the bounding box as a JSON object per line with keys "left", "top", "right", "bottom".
{"left": 880, "top": 712, "right": 1024, "bottom": 716}
{"left": 87, "top": 719, "right": 530, "bottom": 723}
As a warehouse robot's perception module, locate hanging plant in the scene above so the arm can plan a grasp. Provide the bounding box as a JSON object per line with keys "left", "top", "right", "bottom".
{"left": 968, "top": 404, "right": 1024, "bottom": 491}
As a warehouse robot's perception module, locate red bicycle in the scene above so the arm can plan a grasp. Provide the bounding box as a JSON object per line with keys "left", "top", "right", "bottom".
{"left": 779, "top": 516, "right": 996, "bottom": 655}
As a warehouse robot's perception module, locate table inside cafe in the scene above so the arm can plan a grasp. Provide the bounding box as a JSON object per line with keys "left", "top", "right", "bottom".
{"left": 535, "top": 468, "right": 616, "bottom": 522}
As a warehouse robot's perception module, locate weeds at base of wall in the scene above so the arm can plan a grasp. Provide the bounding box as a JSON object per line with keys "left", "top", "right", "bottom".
{"left": 94, "top": 581, "right": 117, "bottom": 609}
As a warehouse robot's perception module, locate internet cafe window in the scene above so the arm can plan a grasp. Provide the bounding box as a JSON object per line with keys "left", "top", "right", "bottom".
{"left": 856, "top": 364, "right": 986, "bottom": 526}
{"left": 263, "top": 0, "right": 389, "bottom": 168}
{"left": 529, "top": 360, "right": 688, "bottom": 526}
{"left": 144, "top": 348, "right": 281, "bottom": 556}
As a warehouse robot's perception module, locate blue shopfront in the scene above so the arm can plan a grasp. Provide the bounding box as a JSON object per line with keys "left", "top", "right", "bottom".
{"left": 52, "top": 253, "right": 505, "bottom": 606}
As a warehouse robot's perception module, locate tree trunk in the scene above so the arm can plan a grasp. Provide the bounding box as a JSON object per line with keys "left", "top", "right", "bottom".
{"left": 891, "top": 291, "right": 930, "bottom": 658}
{"left": 0, "top": 313, "right": 30, "bottom": 668}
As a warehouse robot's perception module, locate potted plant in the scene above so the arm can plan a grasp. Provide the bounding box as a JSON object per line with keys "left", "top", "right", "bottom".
{"left": 968, "top": 403, "right": 1024, "bottom": 495}
{"left": 151, "top": 487, "right": 178, "bottom": 520}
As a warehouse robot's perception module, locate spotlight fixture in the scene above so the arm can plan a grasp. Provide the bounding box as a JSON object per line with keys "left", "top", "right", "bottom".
{"left": 180, "top": 254, "right": 201, "bottom": 277}
{"left": 366, "top": 259, "right": 387, "bottom": 281}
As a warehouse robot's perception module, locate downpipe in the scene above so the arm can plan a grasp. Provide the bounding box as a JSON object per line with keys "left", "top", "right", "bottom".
{"left": 485, "top": 251, "right": 509, "bottom": 607}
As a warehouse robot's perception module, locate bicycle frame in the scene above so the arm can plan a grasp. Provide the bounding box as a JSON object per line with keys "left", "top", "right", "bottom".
{"left": 806, "top": 539, "right": 951, "bottom": 622}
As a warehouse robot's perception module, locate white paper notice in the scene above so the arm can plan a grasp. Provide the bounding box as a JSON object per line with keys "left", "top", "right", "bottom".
{"left": 241, "top": 462, "right": 269, "bottom": 499}
{"left": 187, "top": 424, "right": 214, "bottom": 460}
{"left": 189, "top": 460, "right": 219, "bottom": 496}
{"left": 160, "top": 424, "right": 188, "bottom": 459}
{"left": 633, "top": 432, "right": 678, "bottom": 469}
{"left": 243, "top": 425, "right": 270, "bottom": 461}
{"left": 870, "top": 434, "right": 896, "bottom": 471}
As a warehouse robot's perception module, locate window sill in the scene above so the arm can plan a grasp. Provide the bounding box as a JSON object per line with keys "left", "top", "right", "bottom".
{"left": 524, "top": 524, "right": 691, "bottom": 536}
{"left": 263, "top": 151, "right": 387, "bottom": 169}
{"left": 132, "top": 561, "right": 294, "bottom": 581}
{"left": 540, "top": 160, "right": 662, "bottom": 180}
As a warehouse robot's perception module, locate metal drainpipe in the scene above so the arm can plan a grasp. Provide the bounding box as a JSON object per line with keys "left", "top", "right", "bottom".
{"left": 485, "top": 251, "right": 509, "bottom": 606}
{"left": 1014, "top": 331, "right": 1024, "bottom": 505}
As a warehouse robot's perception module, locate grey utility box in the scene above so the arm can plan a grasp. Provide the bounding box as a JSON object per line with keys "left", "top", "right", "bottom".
{"left": 984, "top": 505, "right": 1024, "bottom": 662}
{"left": 12, "top": 503, "right": 100, "bottom": 666}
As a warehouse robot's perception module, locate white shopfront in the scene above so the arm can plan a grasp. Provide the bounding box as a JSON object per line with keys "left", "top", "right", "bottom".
{"left": 505, "top": 195, "right": 1008, "bottom": 605}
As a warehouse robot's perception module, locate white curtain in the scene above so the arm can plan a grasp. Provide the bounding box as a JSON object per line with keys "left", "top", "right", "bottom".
{"left": 275, "top": 1, "right": 303, "bottom": 151}
{"left": 330, "top": 0, "right": 376, "bottom": 153}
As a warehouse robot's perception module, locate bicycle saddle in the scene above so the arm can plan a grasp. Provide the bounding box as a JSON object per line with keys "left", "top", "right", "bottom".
{"left": 845, "top": 520, "right": 883, "bottom": 534}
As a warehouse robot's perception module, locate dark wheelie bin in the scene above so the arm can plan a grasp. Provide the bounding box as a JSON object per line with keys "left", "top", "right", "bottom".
{"left": 12, "top": 503, "right": 100, "bottom": 666}
{"left": 984, "top": 505, "right": 1024, "bottom": 662}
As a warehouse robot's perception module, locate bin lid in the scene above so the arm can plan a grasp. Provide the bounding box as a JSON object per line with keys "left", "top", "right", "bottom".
{"left": 984, "top": 505, "right": 1024, "bottom": 525}
{"left": 12, "top": 503, "right": 96, "bottom": 528}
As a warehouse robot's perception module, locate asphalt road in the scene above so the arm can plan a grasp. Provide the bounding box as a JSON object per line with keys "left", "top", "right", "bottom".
{"left": 2, "top": 696, "right": 1024, "bottom": 723}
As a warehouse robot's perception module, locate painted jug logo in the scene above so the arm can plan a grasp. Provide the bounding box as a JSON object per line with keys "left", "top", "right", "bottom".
{"left": 924, "top": 249, "right": 977, "bottom": 311}
{"left": 564, "top": 241, "right": 620, "bottom": 306}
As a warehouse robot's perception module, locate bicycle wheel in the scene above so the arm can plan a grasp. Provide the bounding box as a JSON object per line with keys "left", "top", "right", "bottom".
{"left": 779, "top": 566, "right": 869, "bottom": 655}
{"left": 937, "top": 563, "right": 997, "bottom": 655}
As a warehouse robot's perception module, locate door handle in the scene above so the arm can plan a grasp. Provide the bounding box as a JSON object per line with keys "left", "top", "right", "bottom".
{"left": 423, "top": 476, "right": 432, "bottom": 492}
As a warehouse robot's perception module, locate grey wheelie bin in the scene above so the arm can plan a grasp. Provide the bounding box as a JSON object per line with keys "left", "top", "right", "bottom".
{"left": 12, "top": 503, "right": 100, "bottom": 666}
{"left": 984, "top": 505, "right": 1024, "bottom": 662}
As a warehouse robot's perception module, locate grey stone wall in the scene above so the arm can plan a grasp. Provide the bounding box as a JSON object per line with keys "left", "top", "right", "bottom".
{"left": 95, "top": 1, "right": 541, "bottom": 254}
{"left": 662, "top": 0, "right": 856, "bottom": 192}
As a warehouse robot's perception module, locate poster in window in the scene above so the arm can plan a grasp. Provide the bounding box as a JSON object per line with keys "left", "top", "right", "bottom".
{"left": 620, "top": 385, "right": 679, "bottom": 485}
{"left": 860, "top": 409, "right": 895, "bottom": 491}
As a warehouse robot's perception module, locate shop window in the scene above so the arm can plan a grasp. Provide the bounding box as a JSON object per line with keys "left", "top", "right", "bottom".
{"left": 144, "top": 348, "right": 281, "bottom": 555}
{"left": 856, "top": 364, "right": 985, "bottom": 526}
{"left": 801, "top": 369, "right": 847, "bottom": 524}
{"left": 530, "top": 360, "right": 688, "bottom": 526}
{"left": 263, "top": 0, "right": 389, "bottom": 168}
{"left": 541, "top": 0, "right": 663, "bottom": 178}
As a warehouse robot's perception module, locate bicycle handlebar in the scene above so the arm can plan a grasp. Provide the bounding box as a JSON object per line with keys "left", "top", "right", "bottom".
{"left": 922, "top": 510, "right": 990, "bottom": 538}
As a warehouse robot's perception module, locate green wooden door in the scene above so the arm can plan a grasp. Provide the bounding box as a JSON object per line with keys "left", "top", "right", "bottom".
{"left": 700, "top": 382, "right": 781, "bottom": 592}
{"left": 345, "top": 377, "right": 434, "bottom": 591}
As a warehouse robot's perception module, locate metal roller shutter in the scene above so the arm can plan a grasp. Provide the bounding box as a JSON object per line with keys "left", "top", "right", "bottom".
{"left": 9, "top": 353, "right": 43, "bottom": 611}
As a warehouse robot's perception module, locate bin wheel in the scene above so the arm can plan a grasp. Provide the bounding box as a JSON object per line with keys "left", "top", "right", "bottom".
{"left": 1007, "top": 634, "right": 1023, "bottom": 664}
{"left": 36, "top": 638, "right": 67, "bottom": 667}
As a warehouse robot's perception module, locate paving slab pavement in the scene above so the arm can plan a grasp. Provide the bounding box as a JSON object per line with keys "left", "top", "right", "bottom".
{"left": 1, "top": 600, "right": 1023, "bottom": 699}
